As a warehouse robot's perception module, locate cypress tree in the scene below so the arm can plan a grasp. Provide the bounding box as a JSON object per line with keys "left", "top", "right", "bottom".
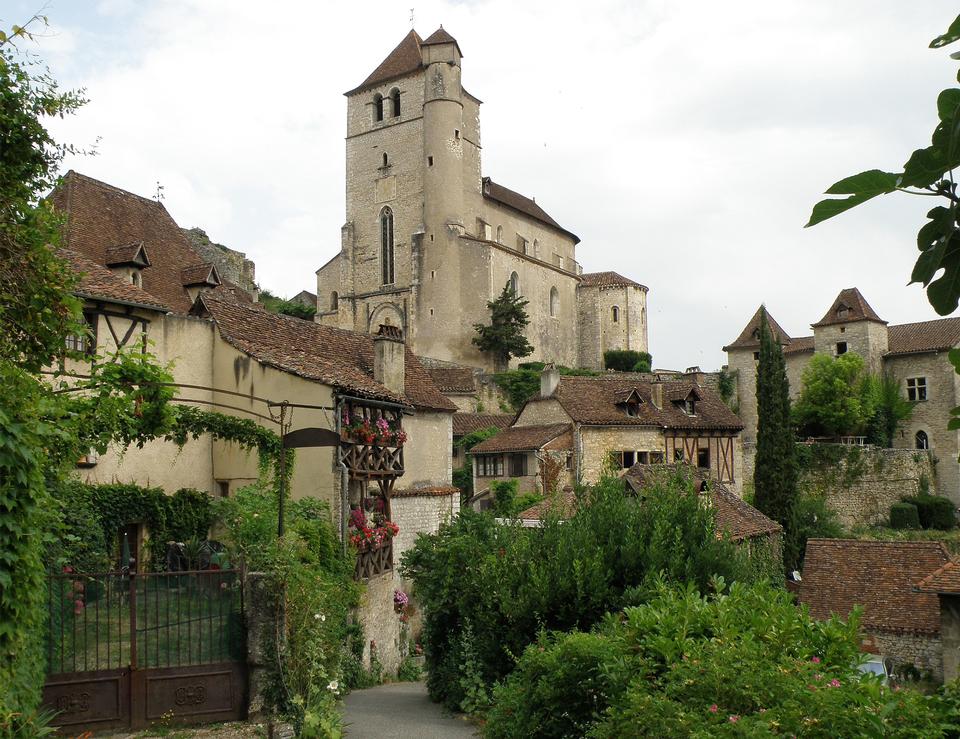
{"left": 753, "top": 307, "right": 799, "bottom": 570}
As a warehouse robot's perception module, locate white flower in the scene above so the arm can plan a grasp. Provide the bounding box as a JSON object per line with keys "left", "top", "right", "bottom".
{"left": 327, "top": 680, "right": 339, "bottom": 693}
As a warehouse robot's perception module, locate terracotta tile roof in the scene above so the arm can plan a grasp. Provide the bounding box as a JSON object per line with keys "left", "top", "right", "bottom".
{"left": 58, "top": 247, "right": 169, "bottom": 312}
{"left": 349, "top": 29, "right": 424, "bottom": 94}
{"left": 427, "top": 366, "right": 476, "bottom": 394}
{"left": 49, "top": 171, "right": 244, "bottom": 314}
{"left": 916, "top": 559, "right": 960, "bottom": 594}
{"left": 392, "top": 485, "right": 460, "bottom": 498}
{"left": 518, "top": 488, "right": 578, "bottom": 521}
{"left": 886, "top": 317, "right": 960, "bottom": 356}
{"left": 549, "top": 375, "right": 743, "bottom": 431}
{"left": 199, "top": 292, "right": 456, "bottom": 412}
{"left": 799, "top": 539, "right": 951, "bottom": 635}
{"left": 623, "top": 464, "right": 781, "bottom": 541}
{"left": 421, "top": 26, "right": 461, "bottom": 52}
{"left": 578, "top": 271, "right": 645, "bottom": 290}
{"left": 812, "top": 287, "right": 886, "bottom": 327}
{"left": 482, "top": 177, "right": 580, "bottom": 244}
{"left": 104, "top": 242, "right": 149, "bottom": 267}
{"left": 723, "top": 306, "right": 793, "bottom": 351}
{"left": 180, "top": 263, "right": 221, "bottom": 287}
{"left": 470, "top": 423, "right": 572, "bottom": 453}
{"left": 452, "top": 413, "right": 513, "bottom": 436}
{"left": 783, "top": 335, "right": 814, "bottom": 355}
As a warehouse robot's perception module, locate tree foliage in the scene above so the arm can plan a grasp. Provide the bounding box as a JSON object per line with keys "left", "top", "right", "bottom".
{"left": 493, "top": 363, "right": 599, "bottom": 411}
{"left": 753, "top": 308, "right": 799, "bottom": 570}
{"left": 259, "top": 288, "right": 315, "bottom": 321}
{"left": 792, "top": 353, "right": 869, "bottom": 438}
{"left": 602, "top": 350, "right": 652, "bottom": 373}
{"left": 473, "top": 282, "right": 534, "bottom": 369}
{"left": 806, "top": 13, "right": 960, "bottom": 316}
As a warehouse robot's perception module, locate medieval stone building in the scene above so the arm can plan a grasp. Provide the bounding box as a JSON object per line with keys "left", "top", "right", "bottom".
{"left": 315, "top": 28, "right": 647, "bottom": 371}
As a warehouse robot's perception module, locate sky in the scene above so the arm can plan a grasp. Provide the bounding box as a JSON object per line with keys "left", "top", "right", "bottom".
{"left": 7, "top": 0, "right": 960, "bottom": 370}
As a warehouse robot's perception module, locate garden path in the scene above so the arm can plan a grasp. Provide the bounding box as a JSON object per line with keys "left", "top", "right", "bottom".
{"left": 341, "top": 681, "right": 478, "bottom": 738}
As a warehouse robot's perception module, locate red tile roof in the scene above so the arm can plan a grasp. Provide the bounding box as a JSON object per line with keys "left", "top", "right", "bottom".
{"left": 799, "top": 539, "right": 951, "bottom": 635}
{"left": 549, "top": 375, "right": 743, "bottom": 431}
{"left": 199, "top": 292, "right": 456, "bottom": 412}
{"left": 421, "top": 26, "right": 461, "bottom": 52}
{"left": 783, "top": 335, "right": 814, "bottom": 355}
{"left": 427, "top": 366, "right": 476, "bottom": 394}
{"left": 452, "top": 413, "right": 513, "bottom": 437}
{"left": 723, "top": 306, "right": 793, "bottom": 351}
{"left": 916, "top": 559, "right": 960, "bottom": 594}
{"left": 886, "top": 317, "right": 960, "bottom": 356}
{"left": 393, "top": 485, "right": 460, "bottom": 498}
{"left": 104, "top": 242, "right": 149, "bottom": 267}
{"left": 578, "top": 271, "right": 646, "bottom": 290}
{"left": 470, "top": 423, "right": 572, "bottom": 453}
{"left": 482, "top": 177, "right": 580, "bottom": 244}
{"left": 517, "top": 488, "right": 578, "bottom": 521}
{"left": 180, "top": 263, "right": 221, "bottom": 287}
{"left": 813, "top": 287, "right": 886, "bottom": 327}
{"left": 58, "top": 247, "right": 169, "bottom": 312}
{"left": 49, "top": 171, "right": 243, "bottom": 314}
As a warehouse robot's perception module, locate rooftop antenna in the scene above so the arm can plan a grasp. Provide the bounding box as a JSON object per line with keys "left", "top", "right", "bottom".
{"left": 154, "top": 181, "right": 165, "bottom": 202}
{"left": 409, "top": 7, "right": 415, "bottom": 28}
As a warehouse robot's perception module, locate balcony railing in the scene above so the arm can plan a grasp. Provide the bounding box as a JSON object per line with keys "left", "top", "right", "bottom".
{"left": 354, "top": 539, "right": 393, "bottom": 579}
{"left": 340, "top": 441, "right": 404, "bottom": 479}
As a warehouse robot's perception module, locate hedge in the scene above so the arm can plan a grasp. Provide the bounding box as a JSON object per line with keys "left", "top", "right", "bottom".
{"left": 890, "top": 502, "right": 920, "bottom": 530}
{"left": 903, "top": 495, "right": 956, "bottom": 531}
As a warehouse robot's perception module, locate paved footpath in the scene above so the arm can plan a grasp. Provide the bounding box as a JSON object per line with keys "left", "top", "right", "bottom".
{"left": 342, "top": 681, "right": 478, "bottom": 738}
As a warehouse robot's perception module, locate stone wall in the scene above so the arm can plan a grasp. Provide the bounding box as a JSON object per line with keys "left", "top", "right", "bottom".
{"left": 938, "top": 595, "right": 960, "bottom": 682}
{"left": 864, "top": 630, "right": 943, "bottom": 683}
{"left": 182, "top": 227, "right": 256, "bottom": 296}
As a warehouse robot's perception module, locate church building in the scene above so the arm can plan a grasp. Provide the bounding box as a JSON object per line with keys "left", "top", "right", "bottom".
{"left": 315, "top": 27, "right": 647, "bottom": 371}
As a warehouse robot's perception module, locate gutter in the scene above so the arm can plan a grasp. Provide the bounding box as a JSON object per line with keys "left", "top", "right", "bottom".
{"left": 75, "top": 291, "right": 169, "bottom": 314}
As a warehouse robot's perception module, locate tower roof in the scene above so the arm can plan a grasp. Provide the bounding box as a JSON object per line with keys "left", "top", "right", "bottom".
{"left": 348, "top": 27, "right": 463, "bottom": 96}
{"left": 722, "top": 306, "right": 792, "bottom": 352}
{"left": 812, "top": 287, "right": 886, "bottom": 327}
{"left": 579, "top": 271, "right": 645, "bottom": 290}
{"left": 422, "top": 26, "right": 462, "bottom": 55}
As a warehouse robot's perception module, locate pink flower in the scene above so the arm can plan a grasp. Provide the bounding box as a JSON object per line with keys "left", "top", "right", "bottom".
{"left": 708, "top": 704, "right": 718, "bottom": 713}
{"left": 729, "top": 715, "right": 740, "bottom": 723}
{"left": 815, "top": 673, "right": 823, "bottom": 681}
{"left": 830, "top": 679, "right": 841, "bottom": 688}
{"left": 811, "top": 656, "right": 821, "bottom": 664}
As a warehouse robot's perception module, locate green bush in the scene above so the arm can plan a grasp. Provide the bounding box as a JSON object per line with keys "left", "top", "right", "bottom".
{"left": 890, "top": 502, "right": 921, "bottom": 530}
{"left": 485, "top": 581, "right": 946, "bottom": 738}
{"left": 402, "top": 471, "right": 765, "bottom": 712}
{"left": 905, "top": 495, "right": 957, "bottom": 531}
{"left": 493, "top": 365, "right": 599, "bottom": 410}
{"left": 603, "top": 350, "right": 651, "bottom": 373}
{"left": 791, "top": 493, "right": 846, "bottom": 568}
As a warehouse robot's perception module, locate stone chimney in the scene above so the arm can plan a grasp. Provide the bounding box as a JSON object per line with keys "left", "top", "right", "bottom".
{"left": 374, "top": 324, "right": 405, "bottom": 396}
{"left": 541, "top": 362, "right": 560, "bottom": 398}
{"left": 650, "top": 382, "right": 663, "bottom": 410}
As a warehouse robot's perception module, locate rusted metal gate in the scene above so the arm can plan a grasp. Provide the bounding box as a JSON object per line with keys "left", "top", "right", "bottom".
{"left": 42, "top": 569, "right": 247, "bottom": 732}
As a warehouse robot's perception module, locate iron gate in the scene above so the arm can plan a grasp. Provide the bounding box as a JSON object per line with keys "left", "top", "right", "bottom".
{"left": 42, "top": 569, "right": 247, "bottom": 732}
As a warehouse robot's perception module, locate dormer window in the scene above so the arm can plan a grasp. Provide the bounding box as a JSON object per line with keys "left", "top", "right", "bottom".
{"left": 684, "top": 398, "right": 696, "bottom": 415}
{"left": 836, "top": 304, "right": 849, "bottom": 319}
{"left": 131, "top": 271, "right": 142, "bottom": 288}
{"left": 751, "top": 328, "right": 760, "bottom": 341}
{"left": 620, "top": 388, "right": 644, "bottom": 417}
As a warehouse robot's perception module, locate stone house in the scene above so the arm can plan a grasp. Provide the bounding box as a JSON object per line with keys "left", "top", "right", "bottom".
{"left": 315, "top": 27, "right": 647, "bottom": 371}
{"left": 451, "top": 412, "right": 512, "bottom": 473}
{"left": 724, "top": 287, "right": 960, "bottom": 500}
{"left": 469, "top": 365, "right": 744, "bottom": 503}
{"left": 799, "top": 539, "right": 951, "bottom": 681}
{"left": 916, "top": 559, "right": 960, "bottom": 682}
{"left": 49, "top": 170, "right": 459, "bottom": 672}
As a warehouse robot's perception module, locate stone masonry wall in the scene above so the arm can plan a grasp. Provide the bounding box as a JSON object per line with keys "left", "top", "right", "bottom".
{"left": 867, "top": 631, "right": 943, "bottom": 683}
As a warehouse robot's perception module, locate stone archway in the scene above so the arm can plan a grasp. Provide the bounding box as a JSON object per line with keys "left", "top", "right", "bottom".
{"left": 367, "top": 301, "right": 405, "bottom": 334}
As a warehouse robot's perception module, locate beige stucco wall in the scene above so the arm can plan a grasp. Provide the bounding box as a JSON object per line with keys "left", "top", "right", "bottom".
{"left": 400, "top": 411, "right": 453, "bottom": 489}
{"left": 514, "top": 398, "right": 571, "bottom": 426}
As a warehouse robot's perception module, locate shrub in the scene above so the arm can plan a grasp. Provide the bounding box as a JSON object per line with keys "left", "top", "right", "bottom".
{"left": 890, "top": 502, "right": 921, "bottom": 530}
{"left": 603, "top": 350, "right": 651, "bottom": 373}
{"left": 905, "top": 495, "right": 957, "bottom": 531}
{"left": 792, "top": 493, "right": 845, "bottom": 568}
{"left": 485, "top": 581, "right": 945, "bottom": 738}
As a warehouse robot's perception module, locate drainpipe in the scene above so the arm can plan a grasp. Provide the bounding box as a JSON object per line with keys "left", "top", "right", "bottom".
{"left": 335, "top": 395, "right": 349, "bottom": 553}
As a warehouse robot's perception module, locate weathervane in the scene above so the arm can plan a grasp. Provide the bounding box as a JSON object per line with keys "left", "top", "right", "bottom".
{"left": 154, "top": 181, "right": 165, "bottom": 202}
{"left": 410, "top": 8, "right": 415, "bottom": 28}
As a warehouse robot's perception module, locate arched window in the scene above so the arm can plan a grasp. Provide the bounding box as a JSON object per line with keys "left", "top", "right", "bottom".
{"left": 131, "top": 271, "right": 142, "bottom": 288}
{"left": 373, "top": 94, "right": 384, "bottom": 122}
{"left": 380, "top": 207, "right": 395, "bottom": 285}
{"left": 496, "top": 225, "right": 503, "bottom": 243}
{"left": 330, "top": 291, "right": 339, "bottom": 311}
{"left": 550, "top": 286, "right": 559, "bottom": 317}
{"left": 612, "top": 306, "right": 620, "bottom": 323}
{"left": 390, "top": 88, "right": 400, "bottom": 117}
{"left": 382, "top": 153, "right": 389, "bottom": 168}
{"left": 533, "top": 239, "right": 539, "bottom": 258}
{"left": 509, "top": 272, "right": 520, "bottom": 297}
{"left": 916, "top": 430, "right": 930, "bottom": 450}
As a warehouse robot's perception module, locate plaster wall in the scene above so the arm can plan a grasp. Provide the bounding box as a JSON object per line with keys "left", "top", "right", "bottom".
{"left": 514, "top": 398, "right": 572, "bottom": 426}
{"left": 401, "top": 411, "right": 453, "bottom": 489}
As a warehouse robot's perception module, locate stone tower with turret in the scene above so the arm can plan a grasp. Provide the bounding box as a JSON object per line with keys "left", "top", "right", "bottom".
{"left": 316, "top": 28, "right": 647, "bottom": 371}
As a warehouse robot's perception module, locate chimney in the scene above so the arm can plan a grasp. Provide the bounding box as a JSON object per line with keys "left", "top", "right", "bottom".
{"left": 374, "top": 324, "right": 405, "bottom": 396}
{"left": 541, "top": 362, "right": 560, "bottom": 398}
{"left": 651, "top": 382, "right": 663, "bottom": 410}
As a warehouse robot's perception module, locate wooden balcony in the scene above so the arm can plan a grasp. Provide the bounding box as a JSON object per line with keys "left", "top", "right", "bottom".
{"left": 340, "top": 441, "right": 404, "bottom": 480}
{"left": 354, "top": 539, "right": 393, "bottom": 580}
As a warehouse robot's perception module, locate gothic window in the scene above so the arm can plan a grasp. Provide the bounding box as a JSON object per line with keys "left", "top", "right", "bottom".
{"left": 496, "top": 225, "right": 503, "bottom": 243}
{"left": 612, "top": 306, "right": 620, "bottom": 323}
{"left": 550, "top": 286, "right": 559, "bottom": 317}
{"left": 907, "top": 377, "right": 927, "bottom": 401}
{"left": 330, "top": 291, "right": 339, "bottom": 311}
{"left": 916, "top": 430, "right": 930, "bottom": 450}
{"left": 373, "top": 93, "right": 384, "bottom": 122}
{"left": 390, "top": 88, "right": 400, "bottom": 117}
{"left": 533, "top": 239, "right": 539, "bottom": 258}
{"left": 380, "top": 207, "right": 395, "bottom": 285}
{"left": 509, "top": 272, "right": 520, "bottom": 297}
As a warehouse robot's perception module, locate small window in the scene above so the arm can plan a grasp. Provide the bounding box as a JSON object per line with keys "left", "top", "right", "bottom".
{"left": 907, "top": 377, "right": 928, "bottom": 402}
{"left": 697, "top": 447, "right": 710, "bottom": 470}
{"left": 454, "top": 129, "right": 460, "bottom": 139}
{"left": 452, "top": 442, "right": 459, "bottom": 459}
{"left": 916, "top": 430, "right": 930, "bottom": 450}
{"left": 516, "top": 235, "right": 527, "bottom": 253}
{"left": 836, "top": 341, "right": 847, "bottom": 355}
{"left": 533, "top": 239, "right": 539, "bottom": 257}
{"left": 674, "top": 448, "right": 684, "bottom": 462}
{"left": 684, "top": 398, "right": 696, "bottom": 415}
{"left": 382, "top": 152, "right": 389, "bottom": 168}
{"left": 217, "top": 480, "right": 230, "bottom": 498}
{"left": 509, "top": 272, "right": 520, "bottom": 297}
{"left": 509, "top": 453, "right": 528, "bottom": 477}
{"left": 621, "top": 451, "right": 636, "bottom": 469}
{"left": 65, "top": 313, "right": 96, "bottom": 356}
{"left": 612, "top": 306, "right": 620, "bottom": 323}
{"left": 131, "top": 271, "right": 142, "bottom": 287}
{"left": 565, "top": 454, "right": 573, "bottom": 471}
{"left": 637, "top": 451, "right": 649, "bottom": 465}
{"left": 549, "top": 286, "right": 559, "bottom": 317}
{"left": 496, "top": 225, "right": 503, "bottom": 243}
{"left": 837, "top": 305, "right": 849, "bottom": 319}
{"left": 625, "top": 401, "right": 640, "bottom": 417}
{"left": 390, "top": 88, "right": 400, "bottom": 117}
{"left": 330, "top": 291, "right": 339, "bottom": 311}
{"left": 650, "top": 451, "right": 665, "bottom": 463}
{"left": 428, "top": 156, "right": 434, "bottom": 166}
{"left": 753, "top": 352, "right": 760, "bottom": 361}
{"left": 478, "top": 454, "right": 504, "bottom": 477}
{"left": 373, "top": 93, "right": 384, "bottom": 122}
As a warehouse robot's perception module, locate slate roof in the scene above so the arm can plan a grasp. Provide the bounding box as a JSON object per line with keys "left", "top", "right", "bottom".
{"left": 58, "top": 248, "right": 169, "bottom": 312}
{"left": 199, "top": 292, "right": 456, "bottom": 412}
{"left": 481, "top": 177, "right": 580, "bottom": 244}
{"left": 813, "top": 287, "right": 886, "bottom": 327}
{"left": 723, "top": 306, "right": 793, "bottom": 351}
{"left": 49, "top": 171, "right": 245, "bottom": 314}
{"left": 579, "top": 271, "right": 646, "bottom": 290}
{"left": 546, "top": 375, "right": 743, "bottom": 431}
{"left": 623, "top": 464, "right": 781, "bottom": 541}
{"left": 799, "top": 539, "right": 951, "bottom": 636}
{"left": 470, "top": 423, "right": 572, "bottom": 453}
{"left": 427, "top": 366, "right": 476, "bottom": 394}
{"left": 916, "top": 559, "right": 960, "bottom": 594}
{"left": 452, "top": 413, "right": 513, "bottom": 437}
{"left": 886, "top": 317, "right": 960, "bottom": 356}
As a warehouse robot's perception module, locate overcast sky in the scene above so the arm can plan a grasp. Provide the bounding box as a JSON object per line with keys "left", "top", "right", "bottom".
{"left": 9, "top": 0, "right": 960, "bottom": 370}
